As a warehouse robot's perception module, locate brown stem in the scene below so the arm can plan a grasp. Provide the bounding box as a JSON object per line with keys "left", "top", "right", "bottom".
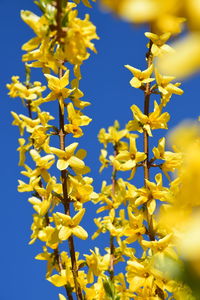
{"left": 27, "top": 100, "right": 32, "bottom": 119}
{"left": 56, "top": 6, "right": 82, "bottom": 298}
{"left": 143, "top": 39, "right": 165, "bottom": 300}
{"left": 58, "top": 75, "right": 82, "bottom": 300}
{"left": 54, "top": 248, "right": 73, "bottom": 300}
{"left": 24, "top": 64, "right": 72, "bottom": 298}
{"left": 25, "top": 65, "right": 32, "bottom": 119}
{"left": 109, "top": 145, "right": 118, "bottom": 282}
{"left": 143, "top": 40, "right": 154, "bottom": 242}
{"left": 55, "top": 1, "right": 83, "bottom": 299}
{"left": 109, "top": 235, "right": 115, "bottom": 281}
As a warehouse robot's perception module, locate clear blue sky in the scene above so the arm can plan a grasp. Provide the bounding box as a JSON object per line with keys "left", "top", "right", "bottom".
{"left": 0, "top": 1, "right": 200, "bottom": 299}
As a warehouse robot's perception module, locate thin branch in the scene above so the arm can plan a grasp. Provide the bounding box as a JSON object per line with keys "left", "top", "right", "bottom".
{"left": 143, "top": 39, "right": 165, "bottom": 300}
{"left": 54, "top": 248, "right": 74, "bottom": 300}
{"left": 109, "top": 144, "right": 117, "bottom": 282}
{"left": 143, "top": 40, "right": 154, "bottom": 242}
{"left": 24, "top": 62, "right": 71, "bottom": 298}
{"left": 56, "top": 1, "right": 83, "bottom": 299}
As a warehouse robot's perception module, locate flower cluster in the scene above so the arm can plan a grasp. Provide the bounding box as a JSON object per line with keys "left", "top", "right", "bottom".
{"left": 92, "top": 32, "right": 189, "bottom": 299}
{"left": 7, "top": 0, "right": 100, "bottom": 299}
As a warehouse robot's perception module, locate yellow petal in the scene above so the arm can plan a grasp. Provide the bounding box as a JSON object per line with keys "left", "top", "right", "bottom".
{"left": 76, "top": 149, "right": 87, "bottom": 160}
{"left": 50, "top": 147, "right": 66, "bottom": 158}
{"left": 147, "top": 199, "right": 156, "bottom": 215}
{"left": 47, "top": 274, "right": 66, "bottom": 287}
{"left": 65, "top": 142, "right": 78, "bottom": 156}
{"left": 72, "top": 208, "right": 86, "bottom": 226}
{"left": 142, "top": 64, "right": 154, "bottom": 78}
{"left": 72, "top": 226, "right": 88, "bottom": 240}
{"left": 59, "top": 227, "right": 72, "bottom": 241}
{"left": 44, "top": 74, "right": 60, "bottom": 92}
{"left": 68, "top": 156, "right": 85, "bottom": 169}
{"left": 57, "top": 159, "right": 69, "bottom": 170}
{"left": 59, "top": 294, "right": 66, "bottom": 300}
{"left": 121, "top": 160, "right": 136, "bottom": 170}
{"left": 130, "top": 77, "right": 141, "bottom": 88}
{"left": 125, "top": 64, "right": 141, "bottom": 77}
{"left": 60, "top": 70, "right": 70, "bottom": 89}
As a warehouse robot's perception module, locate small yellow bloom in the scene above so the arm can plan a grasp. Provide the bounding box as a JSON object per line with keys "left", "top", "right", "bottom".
{"left": 50, "top": 143, "right": 85, "bottom": 171}
{"left": 145, "top": 32, "right": 174, "bottom": 56}
{"left": 84, "top": 247, "right": 110, "bottom": 283}
{"left": 155, "top": 69, "right": 183, "bottom": 96}
{"left": 11, "top": 111, "right": 25, "bottom": 135}
{"left": 30, "top": 149, "right": 55, "bottom": 181}
{"left": 99, "top": 149, "right": 110, "bottom": 172}
{"left": 64, "top": 102, "right": 92, "bottom": 137}
{"left": 54, "top": 208, "right": 88, "bottom": 240}
{"left": 17, "top": 138, "right": 31, "bottom": 166}
{"left": 125, "top": 64, "right": 154, "bottom": 88}
{"left": 112, "top": 136, "right": 146, "bottom": 179}
{"left": 153, "top": 137, "right": 182, "bottom": 175}
{"left": 127, "top": 102, "right": 170, "bottom": 136}
{"left": 44, "top": 70, "right": 73, "bottom": 113}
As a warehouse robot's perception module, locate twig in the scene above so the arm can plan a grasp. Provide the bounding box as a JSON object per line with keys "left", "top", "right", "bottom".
{"left": 56, "top": 1, "right": 83, "bottom": 298}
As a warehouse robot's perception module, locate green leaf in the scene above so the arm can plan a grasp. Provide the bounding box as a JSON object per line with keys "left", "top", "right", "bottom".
{"left": 103, "top": 278, "right": 115, "bottom": 299}
{"left": 61, "top": 12, "right": 69, "bottom": 27}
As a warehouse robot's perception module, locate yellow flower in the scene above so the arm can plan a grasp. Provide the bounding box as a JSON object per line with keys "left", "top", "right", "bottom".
{"left": 30, "top": 217, "right": 60, "bottom": 248}
{"left": 7, "top": 76, "right": 46, "bottom": 100}
{"left": 157, "top": 33, "right": 200, "bottom": 79}
{"left": 30, "top": 149, "right": 55, "bottom": 181}
{"left": 127, "top": 102, "right": 170, "bottom": 136}
{"left": 28, "top": 196, "right": 51, "bottom": 216}
{"left": 98, "top": 122, "right": 128, "bottom": 150}
{"left": 153, "top": 137, "right": 182, "bottom": 175}
{"left": 35, "top": 247, "right": 59, "bottom": 277}
{"left": 155, "top": 69, "right": 183, "bottom": 96}
{"left": 30, "top": 126, "right": 48, "bottom": 149}
{"left": 67, "top": 102, "right": 91, "bottom": 126}
{"left": 123, "top": 207, "right": 146, "bottom": 244}
{"left": 125, "top": 64, "right": 154, "bottom": 88}
{"left": 17, "top": 138, "right": 31, "bottom": 166}
{"left": 23, "top": 38, "right": 62, "bottom": 73}
{"left": 47, "top": 269, "right": 74, "bottom": 288}
{"left": 64, "top": 102, "right": 92, "bottom": 137}
{"left": 18, "top": 114, "right": 40, "bottom": 133}
{"left": 145, "top": 32, "right": 174, "bottom": 56}
{"left": 59, "top": 9, "right": 99, "bottom": 65}
{"left": 11, "top": 111, "right": 25, "bottom": 135}
{"left": 98, "top": 128, "right": 110, "bottom": 147}
{"left": 44, "top": 70, "right": 73, "bottom": 113}
{"left": 68, "top": 174, "right": 97, "bottom": 205}
{"left": 18, "top": 176, "right": 41, "bottom": 193}
{"left": 21, "top": 10, "right": 48, "bottom": 41}
{"left": 84, "top": 247, "right": 110, "bottom": 283}
{"left": 70, "top": 82, "right": 91, "bottom": 109}
{"left": 50, "top": 143, "right": 85, "bottom": 171}
{"left": 112, "top": 136, "right": 146, "bottom": 179}
{"left": 58, "top": 294, "right": 66, "bottom": 300}
{"left": 53, "top": 208, "right": 88, "bottom": 240}
{"left": 100, "top": 0, "right": 185, "bottom": 35}
{"left": 83, "top": 277, "right": 106, "bottom": 299}
{"left": 126, "top": 258, "right": 163, "bottom": 294}
{"left": 141, "top": 234, "right": 177, "bottom": 260}
{"left": 135, "top": 173, "right": 171, "bottom": 214}
{"left": 99, "top": 149, "right": 110, "bottom": 172}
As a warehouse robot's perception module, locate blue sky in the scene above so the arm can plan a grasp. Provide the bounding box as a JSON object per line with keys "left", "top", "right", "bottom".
{"left": 0, "top": 1, "right": 200, "bottom": 299}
